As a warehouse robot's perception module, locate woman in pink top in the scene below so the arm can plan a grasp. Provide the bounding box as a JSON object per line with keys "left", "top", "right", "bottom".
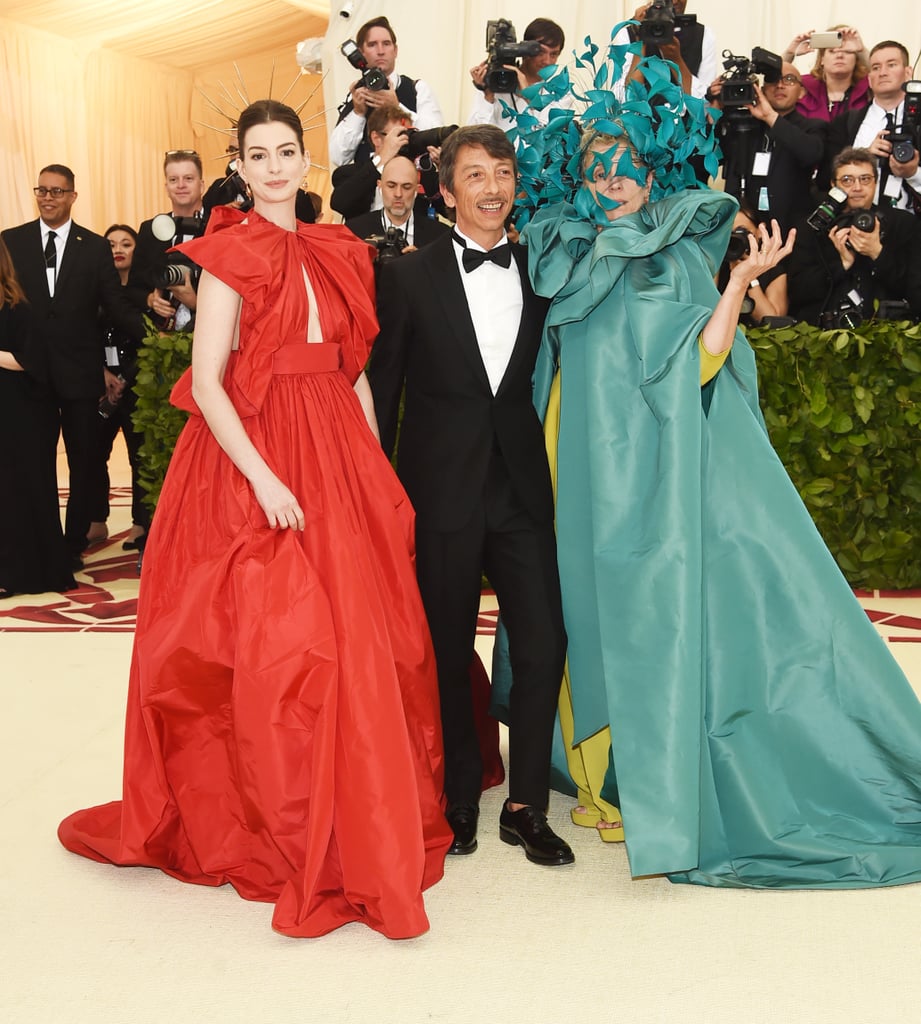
{"left": 782, "top": 25, "right": 870, "bottom": 122}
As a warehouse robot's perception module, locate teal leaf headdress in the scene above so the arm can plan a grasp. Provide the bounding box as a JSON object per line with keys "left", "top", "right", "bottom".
{"left": 504, "top": 21, "right": 722, "bottom": 227}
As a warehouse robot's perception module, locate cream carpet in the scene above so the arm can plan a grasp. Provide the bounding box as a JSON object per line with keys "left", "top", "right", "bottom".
{"left": 3, "top": 437, "right": 921, "bottom": 1024}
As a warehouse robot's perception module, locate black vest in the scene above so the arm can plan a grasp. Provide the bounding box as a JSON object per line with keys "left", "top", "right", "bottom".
{"left": 337, "top": 76, "right": 419, "bottom": 165}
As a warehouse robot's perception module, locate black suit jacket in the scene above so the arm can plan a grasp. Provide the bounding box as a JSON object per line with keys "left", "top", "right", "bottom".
{"left": 345, "top": 210, "right": 449, "bottom": 250}
{"left": 369, "top": 233, "right": 553, "bottom": 532}
{"left": 720, "top": 111, "right": 825, "bottom": 231}
{"left": 2, "top": 220, "right": 144, "bottom": 399}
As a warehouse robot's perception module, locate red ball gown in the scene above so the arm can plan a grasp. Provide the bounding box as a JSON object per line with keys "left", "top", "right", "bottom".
{"left": 58, "top": 208, "right": 452, "bottom": 939}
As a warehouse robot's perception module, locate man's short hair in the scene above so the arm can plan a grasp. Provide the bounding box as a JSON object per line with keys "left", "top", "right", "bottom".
{"left": 368, "top": 104, "right": 405, "bottom": 138}
{"left": 163, "top": 150, "right": 203, "bottom": 177}
{"left": 438, "top": 124, "right": 517, "bottom": 192}
{"left": 831, "top": 147, "right": 879, "bottom": 180}
{"left": 357, "top": 15, "right": 396, "bottom": 49}
{"left": 869, "top": 40, "right": 910, "bottom": 65}
{"left": 40, "top": 164, "right": 75, "bottom": 188}
{"left": 524, "top": 18, "right": 565, "bottom": 51}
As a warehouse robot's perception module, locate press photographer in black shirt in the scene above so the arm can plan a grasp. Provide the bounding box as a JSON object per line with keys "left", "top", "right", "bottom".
{"left": 787, "top": 147, "right": 921, "bottom": 325}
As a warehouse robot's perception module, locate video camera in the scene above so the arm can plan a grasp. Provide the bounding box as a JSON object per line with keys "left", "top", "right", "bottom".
{"left": 484, "top": 19, "right": 541, "bottom": 94}
{"left": 887, "top": 80, "right": 921, "bottom": 163}
{"left": 639, "top": 0, "right": 697, "bottom": 46}
{"left": 719, "top": 48, "right": 783, "bottom": 111}
{"left": 340, "top": 38, "right": 389, "bottom": 91}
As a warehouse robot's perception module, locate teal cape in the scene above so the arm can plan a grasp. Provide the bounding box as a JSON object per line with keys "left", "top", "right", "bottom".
{"left": 493, "top": 189, "right": 921, "bottom": 887}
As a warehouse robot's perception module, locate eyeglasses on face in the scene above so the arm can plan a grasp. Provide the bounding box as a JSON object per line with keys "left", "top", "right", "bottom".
{"left": 836, "top": 174, "right": 875, "bottom": 186}
{"left": 775, "top": 74, "right": 802, "bottom": 85}
{"left": 33, "top": 186, "right": 74, "bottom": 197}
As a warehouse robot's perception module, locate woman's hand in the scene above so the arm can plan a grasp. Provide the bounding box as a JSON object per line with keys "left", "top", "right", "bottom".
{"left": 728, "top": 219, "right": 796, "bottom": 290}
{"left": 251, "top": 471, "right": 305, "bottom": 531}
{"left": 783, "top": 30, "right": 815, "bottom": 60}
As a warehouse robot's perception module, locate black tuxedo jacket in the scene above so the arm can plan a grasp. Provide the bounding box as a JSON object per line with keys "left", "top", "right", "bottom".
{"left": 345, "top": 210, "right": 449, "bottom": 250}
{"left": 2, "top": 220, "right": 144, "bottom": 400}
{"left": 369, "top": 233, "right": 553, "bottom": 532}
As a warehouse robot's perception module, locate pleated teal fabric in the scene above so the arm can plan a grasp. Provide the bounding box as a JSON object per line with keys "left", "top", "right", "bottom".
{"left": 495, "top": 188, "right": 921, "bottom": 887}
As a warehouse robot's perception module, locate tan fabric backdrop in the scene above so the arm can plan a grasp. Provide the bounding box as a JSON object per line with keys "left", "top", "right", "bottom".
{"left": 2, "top": 3, "right": 920, "bottom": 234}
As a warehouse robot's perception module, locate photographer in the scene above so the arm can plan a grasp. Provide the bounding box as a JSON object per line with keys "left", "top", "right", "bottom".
{"left": 468, "top": 18, "right": 571, "bottom": 132}
{"left": 787, "top": 147, "right": 921, "bottom": 325}
{"left": 614, "top": 1, "right": 718, "bottom": 100}
{"left": 330, "top": 104, "right": 445, "bottom": 222}
{"left": 128, "top": 150, "right": 205, "bottom": 331}
{"left": 345, "top": 155, "right": 448, "bottom": 261}
{"left": 711, "top": 61, "right": 825, "bottom": 233}
{"left": 823, "top": 41, "right": 921, "bottom": 214}
{"left": 329, "top": 15, "right": 443, "bottom": 168}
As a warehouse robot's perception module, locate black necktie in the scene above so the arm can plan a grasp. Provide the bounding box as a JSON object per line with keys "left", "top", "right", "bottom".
{"left": 453, "top": 231, "right": 512, "bottom": 273}
{"left": 44, "top": 230, "right": 57, "bottom": 271}
{"left": 879, "top": 112, "right": 897, "bottom": 208}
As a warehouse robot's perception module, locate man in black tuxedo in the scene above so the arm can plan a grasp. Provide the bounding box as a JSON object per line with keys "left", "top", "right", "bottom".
{"left": 2, "top": 164, "right": 144, "bottom": 566}
{"left": 345, "top": 155, "right": 448, "bottom": 253}
{"left": 370, "top": 125, "right": 572, "bottom": 867}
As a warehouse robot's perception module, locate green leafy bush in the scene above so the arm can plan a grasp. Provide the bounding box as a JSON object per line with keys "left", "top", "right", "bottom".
{"left": 131, "top": 320, "right": 193, "bottom": 510}
{"left": 748, "top": 319, "right": 921, "bottom": 589}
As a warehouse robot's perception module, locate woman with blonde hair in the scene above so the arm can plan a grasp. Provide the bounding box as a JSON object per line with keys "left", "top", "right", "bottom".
{"left": 782, "top": 25, "right": 870, "bottom": 121}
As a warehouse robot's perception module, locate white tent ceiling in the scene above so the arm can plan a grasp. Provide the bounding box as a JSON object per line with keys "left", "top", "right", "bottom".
{"left": 0, "top": 0, "right": 329, "bottom": 71}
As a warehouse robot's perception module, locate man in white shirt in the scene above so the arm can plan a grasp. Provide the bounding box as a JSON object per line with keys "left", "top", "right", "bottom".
{"left": 329, "top": 15, "right": 443, "bottom": 168}
{"left": 614, "top": 0, "right": 718, "bottom": 101}
{"left": 824, "top": 41, "right": 921, "bottom": 213}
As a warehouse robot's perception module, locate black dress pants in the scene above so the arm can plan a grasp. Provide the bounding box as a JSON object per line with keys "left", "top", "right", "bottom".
{"left": 414, "top": 450, "right": 566, "bottom": 809}
{"left": 56, "top": 396, "right": 100, "bottom": 556}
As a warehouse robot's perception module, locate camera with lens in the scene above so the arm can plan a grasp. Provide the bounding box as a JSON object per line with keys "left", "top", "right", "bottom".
{"left": 484, "top": 19, "right": 541, "bottom": 94}
{"left": 150, "top": 213, "right": 204, "bottom": 291}
{"left": 639, "top": 0, "right": 697, "bottom": 46}
{"left": 819, "top": 302, "right": 863, "bottom": 330}
{"left": 724, "top": 226, "right": 751, "bottom": 265}
{"left": 836, "top": 210, "right": 877, "bottom": 234}
{"left": 400, "top": 125, "right": 459, "bottom": 162}
{"left": 719, "top": 48, "right": 783, "bottom": 110}
{"left": 807, "top": 187, "right": 848, "bottom": 232}
{"left": 340, "top": 38, "right": 389, "bottom": 92}
{"left": 365, "top": 226, "right": 407, "bottom": 265}
{"left": 886, "top": 81, "right": 921, "bottom": 163}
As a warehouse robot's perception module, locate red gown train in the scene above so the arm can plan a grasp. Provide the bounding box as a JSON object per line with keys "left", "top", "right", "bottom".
{"left": 58, "top": 208, "right": 452, "bottom": 939}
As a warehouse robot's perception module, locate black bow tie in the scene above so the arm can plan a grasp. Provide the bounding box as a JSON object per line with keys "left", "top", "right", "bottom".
{"left": 453, "top": 231, "right": 512, "bottom": 272}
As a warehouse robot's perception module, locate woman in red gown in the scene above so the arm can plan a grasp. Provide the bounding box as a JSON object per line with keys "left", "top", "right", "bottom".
{"left": 58, "top": 99, "right": 452, "bottom": 939}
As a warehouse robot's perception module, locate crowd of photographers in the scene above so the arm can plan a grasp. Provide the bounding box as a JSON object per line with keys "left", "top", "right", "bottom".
{"left": 326, "top": 9, "right": 921, "bottom": 331}
{"left": 4, "top": 7, "right": 920, "bottom": 576}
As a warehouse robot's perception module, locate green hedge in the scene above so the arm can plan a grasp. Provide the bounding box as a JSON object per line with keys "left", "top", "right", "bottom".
{"left": 130, "top": 317, "right": 920, "bottom": 589}
{"left": 131, "top": 321, "right": 193, "bottom": 511}
{"left": 747, "top": 318, "right": 921, "bottom": 590}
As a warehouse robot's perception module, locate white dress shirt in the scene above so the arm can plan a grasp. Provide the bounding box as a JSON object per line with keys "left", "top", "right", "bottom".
{"left": 381, "top": 210, "right": 415, "bottom": 246}
{"left": 329, "top": 73, "right": 443, "bottom": 166}
{"left": 451, "top": 228, "right": 522, "bottom": 395}
{"left": 41, "top": 218, "right": 71, "bottom": 297}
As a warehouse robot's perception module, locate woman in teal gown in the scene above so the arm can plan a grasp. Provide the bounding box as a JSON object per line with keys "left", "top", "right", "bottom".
{"left": 495, "top": 41, "right": 921, "bottom": 888}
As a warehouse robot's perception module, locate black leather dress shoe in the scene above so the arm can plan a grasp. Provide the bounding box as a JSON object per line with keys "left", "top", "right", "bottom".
{"left": 446, "top": 802, "right": 479, "bottom": 855}
{"left": 499, "top": 804, "right": 575, "bottom": 865}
